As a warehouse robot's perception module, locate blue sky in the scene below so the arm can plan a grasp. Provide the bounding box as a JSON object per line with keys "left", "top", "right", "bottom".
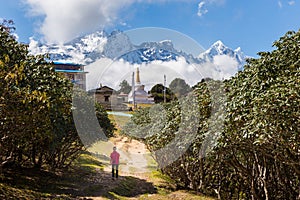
{"left": 1, "top": 0, "right": 300, "bottom": 57}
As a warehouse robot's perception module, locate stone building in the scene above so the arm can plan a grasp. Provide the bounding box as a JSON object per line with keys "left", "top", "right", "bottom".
{"left": 94, "top": 85, "right": 129, "bottom": 111}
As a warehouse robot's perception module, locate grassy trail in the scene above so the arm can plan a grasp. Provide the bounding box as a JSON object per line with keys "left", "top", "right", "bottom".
{"left": 83, "top": 134, "right": 213, "bottom": 200}
{"left": 0, "top": 113, "right": 214, "bottom": 199}
{"left": 78, "top": 113, "right": 214, "bottom": 199}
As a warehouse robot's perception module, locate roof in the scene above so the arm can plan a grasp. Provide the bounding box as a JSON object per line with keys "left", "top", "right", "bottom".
{"left": 52, "top": 61, "right": 83, "bottom": 66}
{"left": 98, "top": 85, "right": 114, "bottom": 90}
{"left": 95, "top": 86, "right": 116, "bottom": 92}
{"left": 55, "top": 69, "right": 87, "bottom": 73}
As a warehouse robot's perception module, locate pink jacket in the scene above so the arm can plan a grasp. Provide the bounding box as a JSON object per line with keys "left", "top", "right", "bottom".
{"left": 110, "top": 151, "right": 120, "bottom": 165}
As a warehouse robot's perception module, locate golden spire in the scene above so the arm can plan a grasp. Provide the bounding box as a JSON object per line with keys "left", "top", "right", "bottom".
{"left": 136, "top": 67, "right": 141, "bottom": 84}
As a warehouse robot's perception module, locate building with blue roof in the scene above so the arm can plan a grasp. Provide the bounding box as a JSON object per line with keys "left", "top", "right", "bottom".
{"left": 53, "top": 61, "right": 87, "bottom": 90}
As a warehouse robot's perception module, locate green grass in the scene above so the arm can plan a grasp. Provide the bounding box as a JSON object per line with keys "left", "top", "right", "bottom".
{"left": 0, "top": 151, "right": 106, "bottom": 199}
{"left": 108, "top": 113, "right": 131, "bottom": 134}
{"left": 73, "top": 152, "right": 104, "bottom": 172}
{"left": 0, "top": 151, "right": 215, "bottom": 200}
{"left": 125, "top": 103, "right": 154, "bottom": 109}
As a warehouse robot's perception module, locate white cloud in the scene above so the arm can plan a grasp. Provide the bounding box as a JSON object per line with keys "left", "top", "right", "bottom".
{"left": 212, "top": 55, "right": 239, "bottom": 79}
{"left": 23, "top": 0, "right": 195, "bottom": 44}
{"left": 197, "top": 2, "right": 208, "bottom": 17}
{"left": 23, "top": 0, "right": 136, "bottom": 44}
{"left": 278, "top": 0, "right": 296, "bottom": 8}
{"left": 28, "top": 37, "right": 40, "bottom": 54}
{"left": 84, "top": 55, "right": 235, "bottom": 91}
{"left": 85, "top": 57, "right": 204, "bottom": 91}
{"left": 288, "top": 1, "right": 295, "bottom": 6}
{"left": 197, "top": 0, "right": 225, "bottom": 17}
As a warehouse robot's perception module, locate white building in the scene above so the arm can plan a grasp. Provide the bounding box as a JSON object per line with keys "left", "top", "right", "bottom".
{"left": 128, "top": 68, "right": 154, "bottom": 104}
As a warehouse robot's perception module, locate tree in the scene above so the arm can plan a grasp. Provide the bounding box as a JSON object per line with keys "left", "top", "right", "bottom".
{"left": 149, "top": 83, "right": 175, "bottom": 103}
{"left": 0, "top": 21, "right": 115, "bottom": 171}
{"left": 0, "top": 19, "right": 15, "bottom": 34}
{"left": 0, "top": 22, "right": 81, "bottom": 169}
{"left": 220, "top": 30, "right": 300, "bottom": 199}
{"left": 122, "top": 30, "right": 300, "bottom": 199}
{"left": 169, "top": 78, "right": 191, "bottom": 98}
{"left": 118, "top": 79, "right": 131, "bottom": 94}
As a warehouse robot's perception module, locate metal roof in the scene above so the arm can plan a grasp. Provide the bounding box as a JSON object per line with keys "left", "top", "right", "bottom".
{"left": 55, "top": 69, "right": 87, "bottom": 73}
{"left": 52, "top": 61, "right": 83, "bottom": 66}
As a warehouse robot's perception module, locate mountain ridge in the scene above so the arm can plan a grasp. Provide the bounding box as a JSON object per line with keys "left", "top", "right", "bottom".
{"left": 29, "top": 30, "right": 247, "bottom": 76}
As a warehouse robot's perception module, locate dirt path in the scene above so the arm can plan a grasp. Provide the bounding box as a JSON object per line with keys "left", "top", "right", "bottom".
{"left": 80, "top": 114, "right": 211, "bottom": 200}
{"left": 89, "top": 134, "right": 156, "bottom": 179}
{"left": 83, "top": 135, "right": 160, "bottom": 200}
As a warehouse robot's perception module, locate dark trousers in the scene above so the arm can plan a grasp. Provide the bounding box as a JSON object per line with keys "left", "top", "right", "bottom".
{"left": 112, "top": 164, "right": 119, "bottom": 178}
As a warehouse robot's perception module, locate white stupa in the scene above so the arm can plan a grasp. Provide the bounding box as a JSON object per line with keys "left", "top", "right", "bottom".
{"left": 128, "top": 68, "right": 154, "bottom": 104}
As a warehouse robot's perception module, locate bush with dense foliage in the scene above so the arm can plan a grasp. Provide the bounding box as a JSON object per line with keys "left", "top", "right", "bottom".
{"left": 150, "top": 83, "right": 176, "bottom": 103}
{"left": 0, "top": 22, "right": 115, "bottom": 171}
{"left": 123, "top": 30, "right": 300, "bottom": 199}
{"left": 219, "top": 30, "right": 300, "bottom": 199}
{"left": 169, "top": 77, "right": 191, "bottom": 97}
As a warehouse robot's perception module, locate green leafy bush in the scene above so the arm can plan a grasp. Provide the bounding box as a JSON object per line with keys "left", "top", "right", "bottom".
{"left": 122, "top": 30, "right": 300, "bottom": 199}
{"left": 0, "top": 22, "right": 115, "bottom": 171}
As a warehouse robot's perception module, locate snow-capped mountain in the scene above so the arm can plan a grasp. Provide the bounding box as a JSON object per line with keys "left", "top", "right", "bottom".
{"left": 28, "top": 30, "right": 250, "bottom": 90}
{"left": 29, "top": 31, "right": 182, "bottom": 64}
{"left": 29, "top": 31, "right": 108, "bottom": 64}
{"left": 29, "top": 30, "right": 247, "bottom": 82}
{"left": 103, "top": 30, "right": 133, "bottom": 59}
{"left": 29, "top": 30, "right": 246, "bottom": 67}
{"left": 119, "top": 40, "right": 181, "bottom": 64}
{"left": 198, "top": 40, "right": 246, "bottom": 71}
